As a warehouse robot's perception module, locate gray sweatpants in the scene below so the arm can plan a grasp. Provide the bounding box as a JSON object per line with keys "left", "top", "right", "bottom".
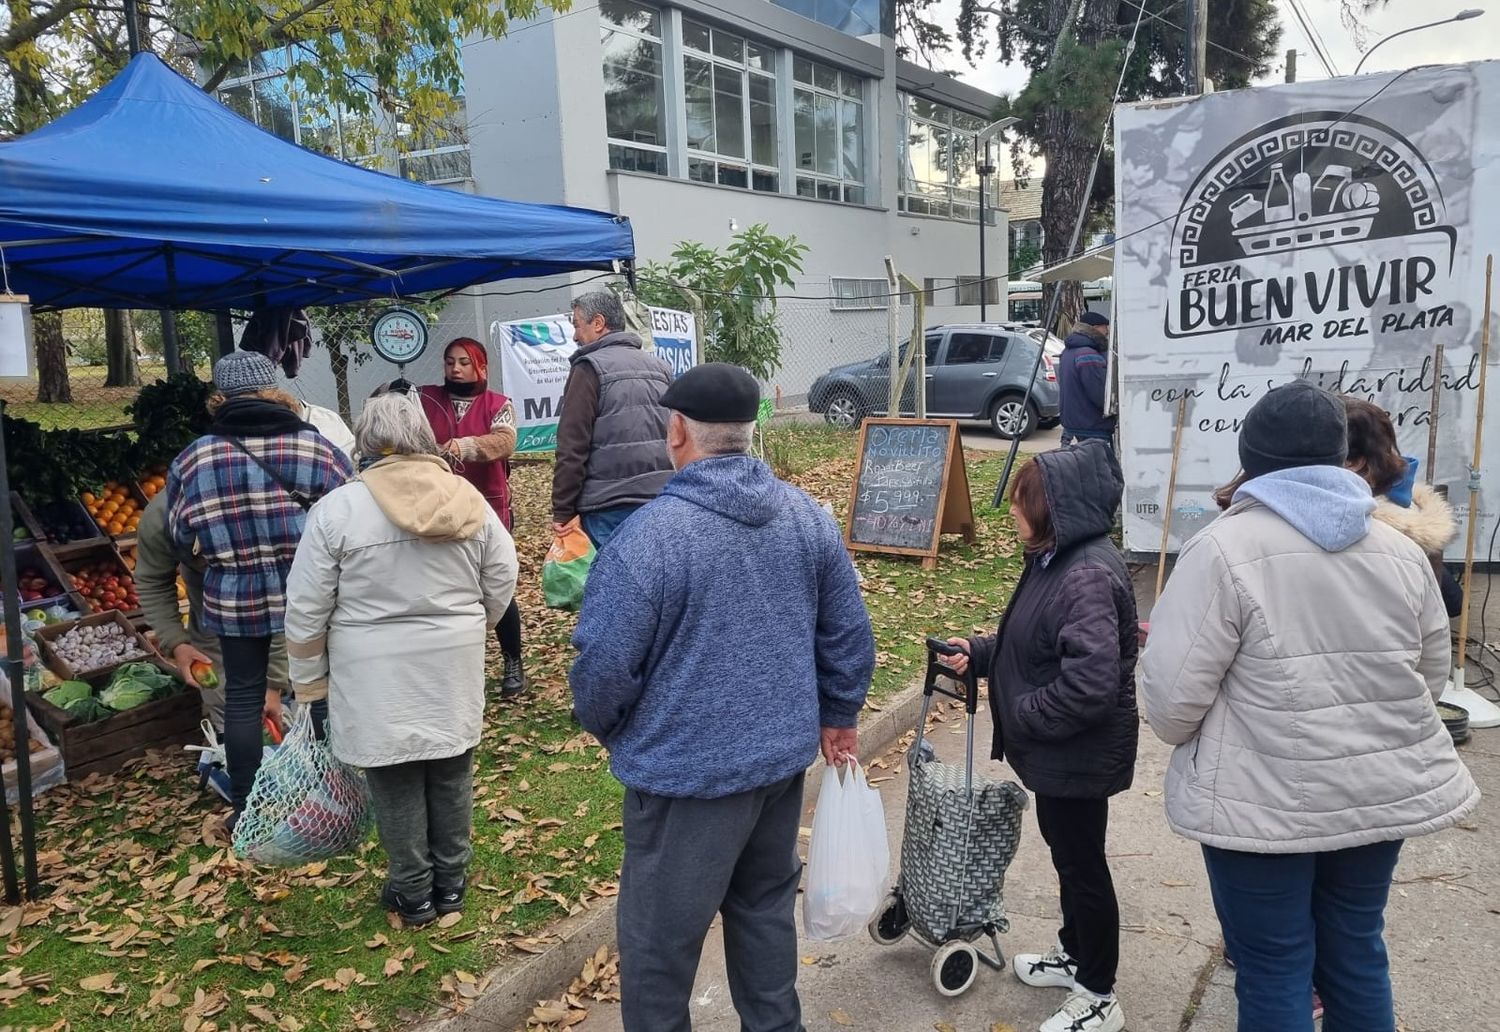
{"left": 617, "top": 772, "right": 807, "bottom": 1032}
{"left": 364, "top": 750, "right": 474, "bottom": 897}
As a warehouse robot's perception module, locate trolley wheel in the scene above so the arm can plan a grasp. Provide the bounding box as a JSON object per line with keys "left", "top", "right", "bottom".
{"left": 931, "top": 940, "right": 979, "bottom": 997}
{"left": 868, "top": 892, "right": 910, "bottom": 946}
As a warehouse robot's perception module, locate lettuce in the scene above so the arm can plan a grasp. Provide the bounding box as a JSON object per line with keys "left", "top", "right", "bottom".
{"left": 43, "top": 680, "right": 93, "bottom": 708}
{"left": 100, "top": 678, "right": 154, "bottom": 711}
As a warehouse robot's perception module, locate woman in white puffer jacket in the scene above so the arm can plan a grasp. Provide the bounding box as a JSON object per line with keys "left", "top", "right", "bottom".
{"left": 1140, "top": 381, "right": 1478, "bottom": 1032}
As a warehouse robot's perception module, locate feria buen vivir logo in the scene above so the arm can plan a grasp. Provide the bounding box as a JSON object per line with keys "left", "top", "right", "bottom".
{"left": 1167, "top": 111, "right": 1458, "bottom": 345}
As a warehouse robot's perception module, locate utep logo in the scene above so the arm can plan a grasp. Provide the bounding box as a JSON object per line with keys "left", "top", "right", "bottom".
{"left": 1167, "top": 112, "right": 1457, "bottom": 341}
{"left": 510, "top": 321, "right": 570, "bottom": 348}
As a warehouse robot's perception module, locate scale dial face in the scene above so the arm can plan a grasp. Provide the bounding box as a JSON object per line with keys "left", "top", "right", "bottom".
{"left": 371, "top": 308, "right": 428, "bottom": 365}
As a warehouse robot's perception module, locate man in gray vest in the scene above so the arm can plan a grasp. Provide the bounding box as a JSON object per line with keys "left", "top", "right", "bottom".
{"left": 552, "top": 290, "right": 675, "bottom": 549}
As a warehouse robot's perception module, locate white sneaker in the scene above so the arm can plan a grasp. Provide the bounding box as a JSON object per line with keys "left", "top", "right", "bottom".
{"left": 1038, "top": 990, "right": 1125, "bottom": 1032}
{"left": 1013, "top": 944, "right": 1078, "bottom": 988}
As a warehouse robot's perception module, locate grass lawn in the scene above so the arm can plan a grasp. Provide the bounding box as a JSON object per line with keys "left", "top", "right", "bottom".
{"left": 0, "top": 365, "right": 167, "bottom": 431}
{"left": 0, "top": 424, "right": 1026, "bottom": 1032}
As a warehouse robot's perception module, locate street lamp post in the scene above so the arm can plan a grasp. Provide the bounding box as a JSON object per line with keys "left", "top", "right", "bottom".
{"left": 977, "top": 117, "right": 1020, "bottom": 322}
{"left": 1353, "top": 9, "right": 1484, "bottom": 75}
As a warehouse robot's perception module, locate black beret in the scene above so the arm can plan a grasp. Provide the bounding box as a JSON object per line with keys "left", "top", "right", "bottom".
{"left": 1080, "top": 311, "right": 1110, "bottom": 327}
{"left": 660, "top": 363, "right": 761, "bottom": 423}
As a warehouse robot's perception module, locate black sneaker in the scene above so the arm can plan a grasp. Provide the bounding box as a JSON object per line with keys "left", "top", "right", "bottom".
{"left": 501, "top": 654, "right": 525, "bottom": 699}
{"left": 381, "top": 885, "right": 437, "bottom": 927}
{"left": 435, "top": 879, "right": 466, "bottom": 915}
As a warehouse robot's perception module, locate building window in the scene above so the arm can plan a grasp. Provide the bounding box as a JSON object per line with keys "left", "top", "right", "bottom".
{"left": 921, "top": 276, "right": 997, "bottom": 306}
{"left": 216, "top": 42, "right": 473, "bottom": 181}
{"left": 682, "top": 20, "right": 779, "bottom": 192}
{"left": 898, "top": 94, "right": 997, "bottom": 223}
{"left": 216, "top": 47, "right": 383, "bottom": 168}
{"left": 793, "top": 58, "right": 865, "bottom": 204}
{"left": 602, "top": 0, "right": 668, "bottom": 176}
{"left": 954, "top": 276, "right": 1001, "bottom": 306}
{"left": 831, "top": 277, "right": 888, "bottom": 310}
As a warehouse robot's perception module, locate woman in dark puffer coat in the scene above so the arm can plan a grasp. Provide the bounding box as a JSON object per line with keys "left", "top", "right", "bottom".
{"left": 943, "top": 440, "right": 1138, "bottom": 1032}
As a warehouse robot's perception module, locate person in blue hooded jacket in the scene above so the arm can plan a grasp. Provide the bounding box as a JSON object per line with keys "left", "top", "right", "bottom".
{"left": 1058, "top": 312, "right": 1116, "bottom": 451}
{"left": 570, "top": 362, "right": 875, "bottom": 1032}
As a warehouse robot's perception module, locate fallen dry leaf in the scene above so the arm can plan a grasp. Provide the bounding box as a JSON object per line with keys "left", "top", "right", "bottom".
{"left": 384, "top": 957, "right": 404, "bottom": 978}
{"left": 830, "top": 1009, "right": 855, "bottom": 1026}
{"left": 437, "top": 912, "right": 463, "bottom": 929}
{"left": 79, "top": 972, "right": 118, "bottom": 992}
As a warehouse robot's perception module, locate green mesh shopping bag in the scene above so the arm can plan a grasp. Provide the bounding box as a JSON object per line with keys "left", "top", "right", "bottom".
{"left": 233, "top": 707, "right": 374, "bottom": 866}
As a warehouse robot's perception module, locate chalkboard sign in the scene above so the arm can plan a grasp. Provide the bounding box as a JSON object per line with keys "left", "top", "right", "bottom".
{"left": 845, "top": 419, "right": 974, "bottom": 568}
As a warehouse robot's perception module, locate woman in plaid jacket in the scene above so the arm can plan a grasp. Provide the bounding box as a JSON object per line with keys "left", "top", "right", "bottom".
{"left": 167, "top": 352, "right": 352, "bottom": 829}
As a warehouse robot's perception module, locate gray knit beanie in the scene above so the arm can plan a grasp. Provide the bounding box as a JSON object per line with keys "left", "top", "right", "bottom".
{"left": 214, "top": 351, "right": 278, "bottom": 396}
{"left": 1238, "top": 380, "right": 1348, "bottom": 479}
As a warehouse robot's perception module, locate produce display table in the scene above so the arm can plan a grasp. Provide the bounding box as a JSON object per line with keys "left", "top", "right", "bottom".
{"left": 10, "top": 475, "right": 199, "bottom": 784}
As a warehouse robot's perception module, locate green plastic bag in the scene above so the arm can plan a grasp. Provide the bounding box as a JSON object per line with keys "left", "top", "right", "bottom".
{"left": 543, "top": 519, "right": 596, "bottom": 611}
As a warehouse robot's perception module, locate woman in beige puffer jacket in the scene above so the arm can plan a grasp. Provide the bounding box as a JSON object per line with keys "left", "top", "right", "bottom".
{"left": 1139, "top": 382, "right": 1479, "bottom": 1032}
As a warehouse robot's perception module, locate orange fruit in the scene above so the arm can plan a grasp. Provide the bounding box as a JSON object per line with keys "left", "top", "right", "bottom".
{"left": 107, "top": 520, "right": 124, "bottom": 536}
{"left": 80, "top": 492, "right": 96, "bottom": 506}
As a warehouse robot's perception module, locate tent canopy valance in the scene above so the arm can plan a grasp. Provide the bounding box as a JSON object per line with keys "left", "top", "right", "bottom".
{"left": 0, "top": 54, "right": 635, "bottom": 310}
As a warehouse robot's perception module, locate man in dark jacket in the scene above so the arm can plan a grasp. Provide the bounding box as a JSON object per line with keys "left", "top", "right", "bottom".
{"left": 570, "top": 363, "right": 876, "bottom": 1032}
{"left": 1059, "top": 312, "right": 1115, "bottom": 453}
{"left": 551, "top": 290, "right": 675, "bottom": 549}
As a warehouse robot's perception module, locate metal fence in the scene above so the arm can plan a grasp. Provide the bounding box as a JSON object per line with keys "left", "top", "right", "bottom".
{"left": 5, "top": 302, "right": 473, "bottom": 432}
{"left": 10, "top": 272, "right": 970, "bottom": 432}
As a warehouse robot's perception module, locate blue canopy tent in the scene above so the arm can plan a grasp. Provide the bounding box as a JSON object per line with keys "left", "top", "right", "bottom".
{"left": 0, "top": 53, "right": 635, "bottom": 310}
{"left": 0, "top": 53, "right": 635, "bottom": 906}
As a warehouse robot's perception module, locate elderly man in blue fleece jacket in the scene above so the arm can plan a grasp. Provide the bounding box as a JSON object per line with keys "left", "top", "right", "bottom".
{"left": 570, "top": 363, "right": 876, "bottom": 1032}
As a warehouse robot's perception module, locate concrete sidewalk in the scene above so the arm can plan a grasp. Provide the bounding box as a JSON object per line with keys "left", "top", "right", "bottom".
{"left": 580, "top": 701, "right": 1216, "bottom": 1032}
{"left": 575, "top": 697, "right": 1497, "bottom": 1032}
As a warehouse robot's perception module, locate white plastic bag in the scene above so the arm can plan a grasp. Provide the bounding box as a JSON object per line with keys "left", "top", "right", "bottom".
{"left": 802, "top": 761, "right": 889, "bottom": 940}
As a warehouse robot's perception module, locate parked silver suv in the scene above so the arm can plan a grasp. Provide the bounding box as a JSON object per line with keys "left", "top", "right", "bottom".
{"left": 808, "top": 324, "right": 1063, "bottom": 439}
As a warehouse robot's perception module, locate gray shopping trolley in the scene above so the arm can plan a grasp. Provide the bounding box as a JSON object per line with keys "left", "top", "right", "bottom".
{"left": 867, "top": 640, "right": 1029, "bottom": 997}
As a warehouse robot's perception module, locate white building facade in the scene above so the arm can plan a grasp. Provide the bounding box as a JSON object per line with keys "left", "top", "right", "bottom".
{"left": 214, "top": 0, "right": 1009, "bottom": 409}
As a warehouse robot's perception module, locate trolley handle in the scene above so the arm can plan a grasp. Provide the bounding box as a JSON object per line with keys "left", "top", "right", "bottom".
{"left": 923, "top": 638, "right": 979, "bottom": 715}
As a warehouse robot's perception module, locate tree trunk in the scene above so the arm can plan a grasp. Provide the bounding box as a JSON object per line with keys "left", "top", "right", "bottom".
{"left": 35, "top": 311, "right": 72, "bottom": 403}
{"left": 1037, "top": 0, "right": 1114, "bottom": 332}
{"left": 104, "top": 310, "right": 140, "bottom": 387}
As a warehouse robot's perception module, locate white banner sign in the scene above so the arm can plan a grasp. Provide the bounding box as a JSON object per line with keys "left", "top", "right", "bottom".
{"left": 492, "top": 308, "right": 697, "bottom": 454}
{"left": 0, "top": 297, "right": 33, "bottom": 381}
{"left": 1114, "top": 61, "right": 1500, "bottom": 559}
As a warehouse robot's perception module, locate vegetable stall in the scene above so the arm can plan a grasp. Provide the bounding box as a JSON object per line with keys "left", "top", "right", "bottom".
{"left": 0, "top": 52, "right": 636, "bottom": 900}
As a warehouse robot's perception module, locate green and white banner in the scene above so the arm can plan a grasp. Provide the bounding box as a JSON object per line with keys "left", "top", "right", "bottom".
{"left": 492, "top": 308, "right": 697, "bottom": 454}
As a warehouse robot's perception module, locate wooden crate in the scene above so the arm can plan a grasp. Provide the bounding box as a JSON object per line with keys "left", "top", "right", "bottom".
{"left": 27, "top": 679, "right": 200, "bottom": 781}
{"left": 12, "top": 543, "right": 72, "bottom": 613}
{"left": 33, "top": 610, "right": 157, "bottom": 682}
{"left": 52, "top": 541, "right": 141, "bottom": 619}
{"left": 8, "top": 491, "right": 44, "bottom": 545}
{"left": 20, "top": 496, "right": 105, "bottom": 555}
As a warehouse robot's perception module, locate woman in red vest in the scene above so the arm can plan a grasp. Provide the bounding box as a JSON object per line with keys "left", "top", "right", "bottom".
{"left": 417, "top": 338, "right": 525, "bottom": 698}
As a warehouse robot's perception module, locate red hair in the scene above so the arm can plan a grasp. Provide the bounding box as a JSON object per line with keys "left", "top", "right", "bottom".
{"left": 445, "top": 337, "right": 489, "bottom": 383}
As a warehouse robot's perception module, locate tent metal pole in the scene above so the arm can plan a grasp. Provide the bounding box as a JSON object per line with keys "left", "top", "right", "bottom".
{"left": 0, "top": 403, "right": 40, "bottom": 900}
{"left": 162, "top": 246, "right": 180, "bottom": 374}
{"left": 124, "top": 0, "right": 141, "bottom": 55}
{"left": 216, "top": 311, "right": 236, "bottom": 358}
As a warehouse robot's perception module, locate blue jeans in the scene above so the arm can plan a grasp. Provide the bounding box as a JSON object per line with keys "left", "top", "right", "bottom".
{"left": 581, "top": 505, "right": 641, "bottom": 552}
{"left": 1202, "top": 840, "right": 1403, "bottom": 1032}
